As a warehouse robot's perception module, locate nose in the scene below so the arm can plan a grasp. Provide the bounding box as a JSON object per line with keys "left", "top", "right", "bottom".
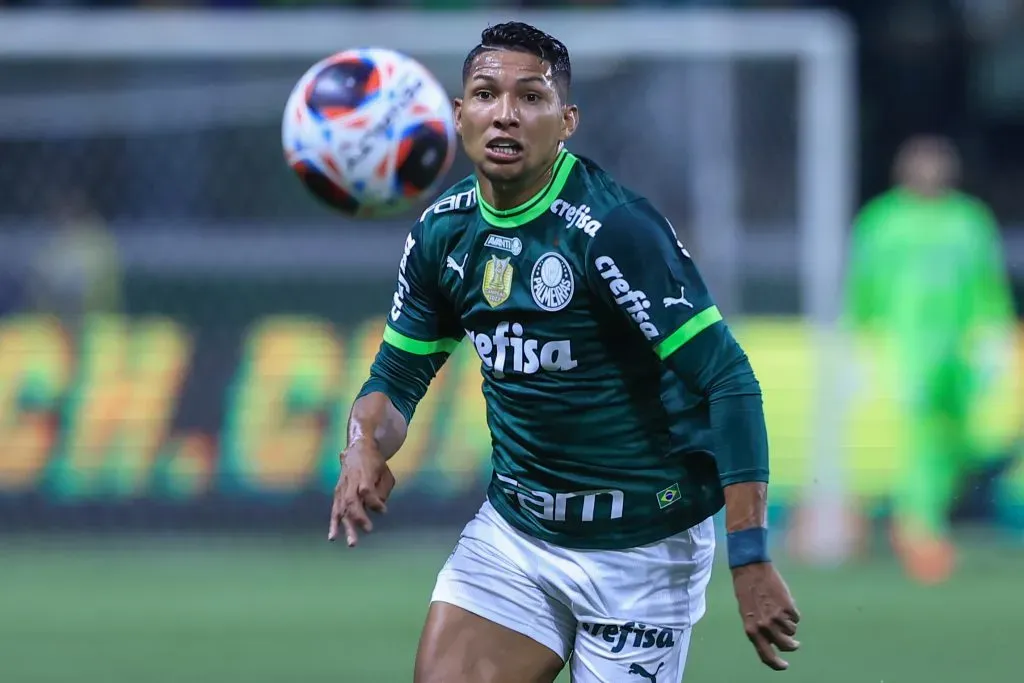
{"left": 492, "top": 93, "right": 520, "bottom": 129}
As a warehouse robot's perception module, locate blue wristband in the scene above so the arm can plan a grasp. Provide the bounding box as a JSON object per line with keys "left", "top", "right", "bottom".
{"left": 726, "top": 527, "right": 770, "bottom": 568}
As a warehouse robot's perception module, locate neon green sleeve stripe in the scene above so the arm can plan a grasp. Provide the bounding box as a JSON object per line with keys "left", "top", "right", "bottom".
{"left": 653, "top": 306, "right": 723, "bottom": 359}
{"left": 382, "top": 324, "right": 461, "bottom": 356}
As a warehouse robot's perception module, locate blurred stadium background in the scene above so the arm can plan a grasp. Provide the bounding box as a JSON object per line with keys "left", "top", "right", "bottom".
{"left": 2, "top": 2, "right": 1024, "bottom": 682}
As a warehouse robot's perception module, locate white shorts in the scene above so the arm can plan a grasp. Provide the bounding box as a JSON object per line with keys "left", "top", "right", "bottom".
{"left": 431, "top": 499, "right": 716, "bottom": 682}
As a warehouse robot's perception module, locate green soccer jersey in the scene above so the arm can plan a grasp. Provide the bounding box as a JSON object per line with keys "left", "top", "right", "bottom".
{"left": 381, "top": 149, "right": 741, "bottom": 550}
{"left": 845, "top": 188, "right": 1014, "bottom": 349}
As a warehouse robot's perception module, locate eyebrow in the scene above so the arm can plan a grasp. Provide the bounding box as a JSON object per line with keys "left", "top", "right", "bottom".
{"left": 471, "top": 74, "right": 551, "bottom": 87}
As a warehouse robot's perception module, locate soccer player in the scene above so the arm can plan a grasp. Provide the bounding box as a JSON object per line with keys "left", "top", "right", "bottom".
{"left": 845, "top": 135, "right": 1016, "bottom": 583}
{"left": 328, "top": 22, "right": 800, "bottom": 682}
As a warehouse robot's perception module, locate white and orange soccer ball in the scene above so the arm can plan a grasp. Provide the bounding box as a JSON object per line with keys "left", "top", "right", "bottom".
{"left": 282, "top": 48, "right": 457, "bottom": 218}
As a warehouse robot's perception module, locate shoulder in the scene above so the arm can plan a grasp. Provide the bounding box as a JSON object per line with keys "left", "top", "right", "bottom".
{"left": 559, "top": 155, "right": 673, "bottom": 242}
{"left": 950, "top": 191, "right": 997, "bottom": 224}
{"left": 417, "top": 175, "right": 478, "bottom": 229}
{"left": 406, "top": 176, "right": 478, "bottom": 265}
{"left": 856, "top": 190, "right": 899, "bottom": 218}
{"left": 385, "top": 176, "right": 475, "bottom": 272}
{"left": 851, "top": 190, "right": 902, "bottom": 238}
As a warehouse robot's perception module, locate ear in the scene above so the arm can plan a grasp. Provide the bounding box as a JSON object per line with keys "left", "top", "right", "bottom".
{"left": 560, "top": 104, "right": 579, "bottom": 142}
{"left": 453, "top": 98, "right": 463, "bottom": 136}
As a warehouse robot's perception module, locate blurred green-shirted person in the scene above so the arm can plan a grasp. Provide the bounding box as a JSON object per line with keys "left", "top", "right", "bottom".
{"left": 30, "top": 190, "right": 122, "bottom": 336}
{"left": 844, "top": 135, "right": 1016, "bottom": 583}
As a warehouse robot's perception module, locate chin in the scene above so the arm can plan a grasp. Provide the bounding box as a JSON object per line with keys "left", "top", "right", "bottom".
{"left": 478, "top": 160, "right": 528, "bottom": 185}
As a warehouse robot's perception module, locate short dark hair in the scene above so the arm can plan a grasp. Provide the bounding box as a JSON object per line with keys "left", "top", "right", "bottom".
{"left": 462, "top": 22, "right": 572, "bottom": 101}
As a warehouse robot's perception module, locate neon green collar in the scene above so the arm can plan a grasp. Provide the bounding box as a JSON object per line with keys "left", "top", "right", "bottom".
{"left": 476, "top": 150, "right": 577, "bottom": 228}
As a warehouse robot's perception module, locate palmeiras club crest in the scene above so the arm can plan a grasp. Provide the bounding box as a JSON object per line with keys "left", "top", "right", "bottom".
{"left": 530, "top": 252, "right": 574, "bottom": 312}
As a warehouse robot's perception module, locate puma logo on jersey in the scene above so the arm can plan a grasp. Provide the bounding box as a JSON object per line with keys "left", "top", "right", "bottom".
{"left": 390, "top": 233, "right": 416, "bottom": 322}
{"left": 446, "top": 253, "right": 468, "bottom": 280}
{"left": 550, "top": 199, "right": 602, "bottom": 237}
{"left": 662, "top": 287, "right": 693, "bottom": 309}
{"left": 593, "top": 256, "right": 660, "bottom": 340}
{"left": 467, "top": 322, "right": 578, "bottom": 377}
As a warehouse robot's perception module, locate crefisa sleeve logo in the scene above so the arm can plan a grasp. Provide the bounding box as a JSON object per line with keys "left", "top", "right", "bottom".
{"left": 531, "top": 252, "right": 574, "bottom": 312}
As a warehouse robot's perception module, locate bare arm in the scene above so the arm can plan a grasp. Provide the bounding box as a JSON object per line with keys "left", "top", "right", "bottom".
{"left": 347, "top": 391, "right": 409, "bottom": 463}
{"left": 331, "top": 343, "right": 450, "bottom": 546}
{"left": 330, "top": 219, "right": 460, "bottom": 546}
{"left": 723, "top": 481, "right": 767, "bottom": 533}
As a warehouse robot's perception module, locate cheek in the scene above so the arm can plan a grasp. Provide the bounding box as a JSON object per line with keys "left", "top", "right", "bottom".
{"left": 530, "top": 118, "right": 565, "bottom": 146}
{"left": 456, "top": 112, "right": 485, "bottom": 140}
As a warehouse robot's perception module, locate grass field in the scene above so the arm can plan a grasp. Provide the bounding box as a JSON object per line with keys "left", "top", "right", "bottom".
{"left": 1, "top": 530, "right": 1020, "bottom": 683}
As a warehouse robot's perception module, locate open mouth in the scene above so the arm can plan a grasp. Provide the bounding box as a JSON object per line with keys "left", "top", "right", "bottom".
{"left": 485, "top": 139, "right": 523, "bottom": 161}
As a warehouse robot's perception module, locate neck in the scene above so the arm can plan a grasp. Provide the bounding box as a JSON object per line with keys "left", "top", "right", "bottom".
{"left": 478, "top": 152, "right": 560, "bottom": 210}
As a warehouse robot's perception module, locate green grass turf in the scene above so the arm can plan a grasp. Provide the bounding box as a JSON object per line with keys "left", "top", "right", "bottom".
{"left": 0, "top": 531, "right": 1019, "bottom": 683}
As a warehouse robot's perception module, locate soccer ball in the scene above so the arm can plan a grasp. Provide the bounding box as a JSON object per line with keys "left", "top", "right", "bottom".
{"left": 282, "top": 48, "right": 457, "bottom": 218}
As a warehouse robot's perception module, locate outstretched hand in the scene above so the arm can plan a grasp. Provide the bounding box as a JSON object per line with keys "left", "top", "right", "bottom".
{"left": 328, "top": 441, "right": 396, "bottom": 547}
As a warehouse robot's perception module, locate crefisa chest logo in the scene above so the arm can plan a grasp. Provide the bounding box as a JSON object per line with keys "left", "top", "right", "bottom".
{"left": 531, "top": 252, "right": 574, "bottom": 312}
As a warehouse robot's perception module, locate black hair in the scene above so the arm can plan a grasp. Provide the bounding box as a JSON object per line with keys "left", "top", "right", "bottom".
{"left": 462, "top": 22, "right": 572, "bottom": 102}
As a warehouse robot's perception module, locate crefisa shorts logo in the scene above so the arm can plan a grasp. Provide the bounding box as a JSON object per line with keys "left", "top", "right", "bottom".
{"left": 531, "top": 252, "right": 574, "bottom": 312}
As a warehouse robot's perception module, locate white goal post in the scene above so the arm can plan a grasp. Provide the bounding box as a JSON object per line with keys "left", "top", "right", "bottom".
{"left": 0, "top": 9, "right": 858, "bottom": 563}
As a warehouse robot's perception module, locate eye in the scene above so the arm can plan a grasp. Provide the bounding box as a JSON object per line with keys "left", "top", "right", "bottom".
{"left": 524, "top": 93, "right": 541, "bottom": 103}
{"left": 474, "top": 90, "right": 493, "bottom": 101}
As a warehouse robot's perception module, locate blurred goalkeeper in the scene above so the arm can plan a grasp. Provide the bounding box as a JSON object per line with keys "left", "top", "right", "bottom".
{"left": 844, "top": 135, "right": 1015, "bottom": 583}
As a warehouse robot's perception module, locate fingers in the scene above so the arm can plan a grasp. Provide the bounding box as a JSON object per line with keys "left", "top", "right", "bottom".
{"left": 359, "top": 482, "right": 388, "bottom": 515}
{"left": 746, "top": 630, "right": 789, "bottom": 671}
{"left": 769, "top": 630, "right": 800, "bottom": 653}
{"left": 745, "top": 614, "right": 801, "bottom": 671}
{"left": 343, "top": 495, "right": 373, "bottom": 544}
{"left": 775, "top": 599, "right": 801, "bottom": 641}
{"left": 776, "top": 617, "right": 799, "bottom": 637}
{"left": 327, "top": 498, "right": 341, "bottom": 542}
{"left": 328, "top": 491, "right": 366, "bottom": 545}
{"left": 342, "top": 512, "right": 360, "bottom": 548}
{"left": 327, "top": 471, "right": 392, "bottom": 547}
{"left": 764, "top": 611, "right": 801, "bottom": 656}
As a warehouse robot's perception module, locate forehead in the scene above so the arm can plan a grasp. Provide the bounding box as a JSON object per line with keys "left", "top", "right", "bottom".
{"left": 906, "top": 145, "right": 953, "bottom": 166}
{"left": 903, "top": 137, "right": 954, "bottom": 159}
{"left": 468, "top": 48, "right": 555, "bottom": 86}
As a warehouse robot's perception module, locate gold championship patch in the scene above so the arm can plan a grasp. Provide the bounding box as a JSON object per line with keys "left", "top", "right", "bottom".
{"left": 482, "top": 255, "right": 514, "bottom": 307}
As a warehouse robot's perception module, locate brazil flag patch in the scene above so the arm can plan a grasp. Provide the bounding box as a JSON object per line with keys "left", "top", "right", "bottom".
{"left": 656, "top": 483, "right": 681, "bottom": 509}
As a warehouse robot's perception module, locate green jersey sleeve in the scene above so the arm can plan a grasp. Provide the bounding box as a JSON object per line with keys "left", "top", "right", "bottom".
{"left": 384, "top": 221, "right": 463, "bottom": 354}
{"left": 357, "top": 220, "right": 463, "bottom": 424}
{"left": 843, "top": 191, "right": 1014, "bottom": 338}
{"left": 967, "top": 201, "right": 1015, "bottom": 331}
{"left": 843, "top": 197, "right": 886, "bottom": 332}
{"left": 585, "top": 199, "right": 722, "bottom": 355}
{"left": 585, "top": 199, "right": 770, "bottom": 485}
